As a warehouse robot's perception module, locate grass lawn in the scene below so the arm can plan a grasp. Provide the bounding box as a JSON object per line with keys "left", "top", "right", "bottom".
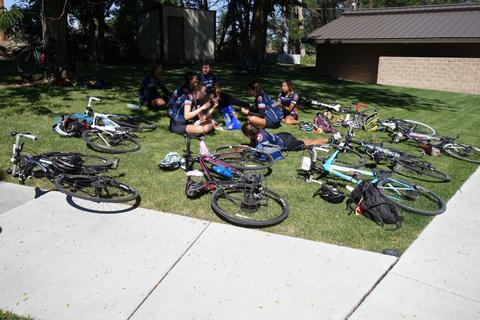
{"left": 1, "top": 60, "right": 479, "bottom": 254}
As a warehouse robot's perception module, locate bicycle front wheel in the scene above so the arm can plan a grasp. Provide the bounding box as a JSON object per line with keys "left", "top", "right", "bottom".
{"left": 55, "top": 175, "right": 138, "bottom": 203}
{"left": 396, "top": 119, "right": 436, "bottom": 136}
{"left": 214, "top": 145, "right": 274, "bottom": 170}
{"left": 442, "top": 143, "right": 480, "bottom": 164}
{"left": 377, "top": 178, "right": 445, "bottom": 216}
{"left": 82, "top": 129, "right": 140, "bottom": 154}
{"left": 329, "top": 144, "right": 366, "bottom": 168}
{"left": 394, "top": 156, "right": 450, "bottom": 182}
{"left": 107, "top": 114, "right": 156, "bottom": 132}
{"left": 211, "top": 186, "right": 288, "bottom": 227}
{"left": 17, "top": 48, "right": 41, "bottom": 80}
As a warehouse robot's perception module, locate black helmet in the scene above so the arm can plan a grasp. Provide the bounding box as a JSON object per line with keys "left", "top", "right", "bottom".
{"left": 52, "top": 154, "right": 83, "bottom": 173}
{"left": 315, "top": 184, "right": 345, "bottom": 204}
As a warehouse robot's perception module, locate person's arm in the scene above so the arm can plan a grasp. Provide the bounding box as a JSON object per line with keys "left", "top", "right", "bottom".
{"left": 184, "top": 100, "right": 210, "bottom": 120}
{"left": 158, "top": 80, "right": 172, "bottom": 97}
{"left": 283, "top": 93, "right": 298, "bottom": 113}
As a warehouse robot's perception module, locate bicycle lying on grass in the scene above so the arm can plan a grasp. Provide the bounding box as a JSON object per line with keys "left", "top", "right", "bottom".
{"left": 54, "top": 97, "right": 156, "bottom": 153}
{"left": 7, "top": 131, "right": 139, "bottom": 203}
{"left": 299, "top": 123, "right": 446, "bottom": 216}
{"left": 183, "top": 135, "right": 288, "bottom": 227}
{"left": 391, "top": 125, "right": 480, "bottom": 164}
{"left": 352, "top": 140, "right": 450, "bottom": 183}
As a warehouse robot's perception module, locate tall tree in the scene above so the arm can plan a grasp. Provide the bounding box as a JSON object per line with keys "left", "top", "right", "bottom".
{"left": 42, "top": 0, "right": 68, "bottom": 70}
{"left": 0, "top": 0, "right": 4, "bottom": 41}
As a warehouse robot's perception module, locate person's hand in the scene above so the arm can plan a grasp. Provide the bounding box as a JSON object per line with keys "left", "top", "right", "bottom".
{"left": 241, "top": 107, "right": 249, "bottom": 115}
{"left": 212, "top": 98, "right": 219, "bottom": 109}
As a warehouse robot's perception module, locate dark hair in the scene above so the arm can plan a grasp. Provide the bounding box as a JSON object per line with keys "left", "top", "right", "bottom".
{"left": 192, "top": 82, "right": 206, "bottom": 94}
{"left": 201, "top": 61, "right": 211, "bottom": 67}
{"left": 150, "top": 62, "right": 163, "bottom": 74}
{"left": 184, "top": 71, "right": 197, "bottom": 84}
{"left": 283, "top": 80, "right": 294, "bottom": 92}
{"left": 248, "top": 80, "right": 261, "bottom": 96}
{"left": 241, "top": 122, "right": 260, "bottom": 142}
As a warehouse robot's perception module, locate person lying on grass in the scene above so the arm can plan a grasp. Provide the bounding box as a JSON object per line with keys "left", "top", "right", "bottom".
{"left": 139, "top": 62, "right": 172, "bottom": 110}
{"left": 241, "top": 80, "right": 283, "bottom": 129}
{"left": 241, "top": 123, "right": 328, "bottom": 152}
{"left": 276, "top": 80, "right": 300, "bottom": 125}
{"left": 169, "top": 83, "right": 218, "bottom": 135}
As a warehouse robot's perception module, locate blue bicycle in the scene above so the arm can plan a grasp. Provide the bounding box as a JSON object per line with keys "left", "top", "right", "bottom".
{"left": 300, "top": 125, "right": 446, "bottom": 216}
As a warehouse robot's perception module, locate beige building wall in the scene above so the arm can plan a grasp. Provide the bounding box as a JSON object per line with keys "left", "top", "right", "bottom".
{"left": 378, "top": 57, "right": 480, "bottom": 94}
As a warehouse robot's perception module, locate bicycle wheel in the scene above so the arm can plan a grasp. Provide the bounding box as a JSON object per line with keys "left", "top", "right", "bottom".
{"left": 214, "top": 145, "right": 274, "bottom": 170}
{"left": 442, "top": 143, "right": 480, "bottom": 164}
{"left": 107, "top": 114, "right": 156, "bottom": 131}
{"left": 396, "top": 119, "right": 436, "bottom": 136}
{"left": 17, "top": 47, "right": 41, "bottom": 80}
{"left": 211, "top": 186, "right": 288, "bottom": 227}
{"left": 394, "top": 156, "right": 450, "bottom": 182}
{"left": 377, "top": 178, "right": 445, "bottom": 216}
{"left": 75, "top": 52, "right": 99, "bottom": 81}
{"left": 82, "top": 129, "right": 140, "bottom": 154}
{"left": 54, "top": 175, "right": 138, "bottom": 203}
{"left": 329, "top": 144, "right": 366, "bottom": 168}
{"left": 45, "top": 152, "right": 116, "bottom": 170}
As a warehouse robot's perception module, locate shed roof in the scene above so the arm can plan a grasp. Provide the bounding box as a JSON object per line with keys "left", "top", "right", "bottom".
{"left": 304, "top": 4, "right": 480, "bottom": 44}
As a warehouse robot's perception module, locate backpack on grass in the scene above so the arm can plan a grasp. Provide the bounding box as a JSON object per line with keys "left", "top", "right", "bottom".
{"left": 314, "top": 113, "right": 336, "bottom": 133}
{"left": 347, "top": 180, "right": 404, "bottom": 229}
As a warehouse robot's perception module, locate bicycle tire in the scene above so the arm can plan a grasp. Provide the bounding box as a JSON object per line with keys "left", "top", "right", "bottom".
{"left": 74, "top": 51, "right": 99, "bottom": 81}
{"left": 396, "top": 119, "right": 436, "bottom": 136}
{"left": 394, "top": 156, "right": 450, "bottom": 182}
{"left": 82, "top": 129, "right": 141, "bottom": 154}
{"left": 442, "top": 143, "right": 480, "bottom": 164}
{"left": 328, "top": 144, "right": 367, "bottom": 168}
{"left": 44, "top": 152, "right": 115, "bottom": 170}
{"left": 107, "top": 114, "right": 156, "bottom": 131}
{"left": 211, "top": 186, "right": 288, "bottom": 227}
{"left": 377, "top": 178, "right": 446, "bottom": 216}
{"left": 214, "top": 145, "right": 274, "bottom": 171}
{"left": 17, "top": 47, "right": 41, "bottom": 80}
{"left": 54, "top": 174, "right": 138, "bottom": 203}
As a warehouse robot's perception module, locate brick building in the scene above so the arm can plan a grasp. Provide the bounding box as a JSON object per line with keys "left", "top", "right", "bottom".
{"left": 304, "top": 4, "right": 480, "bottom": 94}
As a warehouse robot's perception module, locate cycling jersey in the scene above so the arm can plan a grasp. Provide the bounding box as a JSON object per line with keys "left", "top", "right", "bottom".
{"left": 168, "top": 93, "right": 195, "bottom": 123}
{"left": 252, "top": 91, "right": 283, "bottom": 126}
{"left": 278, "top": 91, "right": 299, "bottom": 117}
{"left": 198, "top": 72, "right": 218, "bottom": 94}
{"left": 256, "top": 129, "right": 285, "bottom": 149}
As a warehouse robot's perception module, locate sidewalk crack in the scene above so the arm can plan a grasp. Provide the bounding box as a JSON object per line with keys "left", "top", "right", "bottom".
{"left": 126, "top": 221, "right": 211, "bottom": 320}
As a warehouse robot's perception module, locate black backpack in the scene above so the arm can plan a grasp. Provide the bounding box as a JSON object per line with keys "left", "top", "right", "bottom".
{"left": 347, "top": 181, "right": 404, "bottom": 229}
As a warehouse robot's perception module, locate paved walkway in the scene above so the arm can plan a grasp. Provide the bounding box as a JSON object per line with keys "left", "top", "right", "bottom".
{"left": 0, "top": 167, "right": 479, "bottom": 320}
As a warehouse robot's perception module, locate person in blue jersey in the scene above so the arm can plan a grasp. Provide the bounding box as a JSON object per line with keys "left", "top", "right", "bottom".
{"left": 167, "top": 71, "right": 198, "bottom": 108}
{"left": 241, "top": 123, "right": 328, "bottom": 151}
{"left": 138, "top": 62, "right": 172, "bottom": 109}
{"left": 241, "top": 80, "right": 283, "bottom": 129}
{"left": 276, "top": 80, "right": 300, "bottom": 125}
{"left": 198, "top": 62, "right": 218, "bottom": 95}
{"left": 169, "top": 83, "right": 218, "bottom": 135}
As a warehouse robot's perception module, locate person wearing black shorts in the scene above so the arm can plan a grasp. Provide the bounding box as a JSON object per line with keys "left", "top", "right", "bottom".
{"left": 241, "top": 123, "right": 328, "bottom": 152}
{"left": 138, "top": 62, "right": 171, "bottom": 109}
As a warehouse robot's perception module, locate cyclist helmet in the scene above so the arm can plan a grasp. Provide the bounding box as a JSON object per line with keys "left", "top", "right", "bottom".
{"left": 159, "top": 152, "right": 183, "bottom": 170}
{"left": 315, "top": 184, "right": 345, "bottom": 204}
{"left": 52, "top": 154, "right": 83, "bottom": 173}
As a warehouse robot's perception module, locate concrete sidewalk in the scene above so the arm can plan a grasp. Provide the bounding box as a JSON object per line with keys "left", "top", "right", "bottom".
{"left": 0, "top": 166, "right": 479, "bottom": 320}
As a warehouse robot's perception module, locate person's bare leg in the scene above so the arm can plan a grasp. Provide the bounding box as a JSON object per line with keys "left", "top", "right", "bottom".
{"left": 303, "top": 138, "right": 329, "bottom": 145}
{"left": 284, "top": 115, "right": 299, "bottom": 125}
{"left": 186, "top": 122, "right": 215, "bottom": 135}
{"left": 247, "top": 116, "right": 266, "bottom": 129}
{"left": 149, "top": 98, "right": 167, "bottom": 109}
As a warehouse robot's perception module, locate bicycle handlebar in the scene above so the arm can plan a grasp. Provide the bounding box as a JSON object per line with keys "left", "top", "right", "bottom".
{"left": 88, "top": 96, "right": 101, "bottom": 109}
{"left": 11, "top": 131, "right": 37, "bottom": 140}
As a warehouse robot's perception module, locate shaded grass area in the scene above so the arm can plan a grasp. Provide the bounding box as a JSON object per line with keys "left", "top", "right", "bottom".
{"left": 1, "top": 60, "right": 479, "bottom": 254}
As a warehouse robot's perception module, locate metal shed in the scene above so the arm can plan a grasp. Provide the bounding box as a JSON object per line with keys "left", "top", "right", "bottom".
{"left": 137, "top": 5, "right": 216, "bottom": 63}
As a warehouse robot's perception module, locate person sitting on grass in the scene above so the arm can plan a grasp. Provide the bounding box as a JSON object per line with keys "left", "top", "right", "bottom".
{"left": 212, "top": 83, "right": 249, "bottom": 110}
{"left": 276, "top": 80, "right": 299, "bottom": 125}
{"left": 139, "top": 62, "right": 172, "bottom": 110}
{"left": 241, "top": 80, "right": 283, "bottom": 129}
{"left": 169, "top": 83, "right": 218, "bottom": 136}
{"left": 168, "top": 71, "right": 198, "bottom": 106}
{"left": 198, "top": 61, "right": 218, "bottom": 95}
{"left": 241, "top": 123, "right": 328, "bottom": 152}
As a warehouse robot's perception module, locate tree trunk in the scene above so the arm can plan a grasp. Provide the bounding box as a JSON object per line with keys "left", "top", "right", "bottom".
{"left": 0, "top": 0, "right": 5, "bottom": 42}
{"left": 42, "top": 0, "right": 68, "bottom": 72}
{"left": 249, "top": 0, "right": 271, "bottom": 61}
{"left": 94, "top": 2, "right": 105, "bottom": 61}
{"left": 293, "top": 1, "right": 305, "bottom": 55}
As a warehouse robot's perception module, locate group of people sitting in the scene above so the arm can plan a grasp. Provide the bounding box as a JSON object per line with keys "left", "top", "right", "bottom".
{"left": 138, "top": 61, "right": 328, "bottom": 152}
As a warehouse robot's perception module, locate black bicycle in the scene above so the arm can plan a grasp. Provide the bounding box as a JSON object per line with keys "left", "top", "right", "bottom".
{"left": 7, "top": 131, "right": 139, "bottom": 203}
{"left": 183, "top": 135, "right": 288, "bottom": 227}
